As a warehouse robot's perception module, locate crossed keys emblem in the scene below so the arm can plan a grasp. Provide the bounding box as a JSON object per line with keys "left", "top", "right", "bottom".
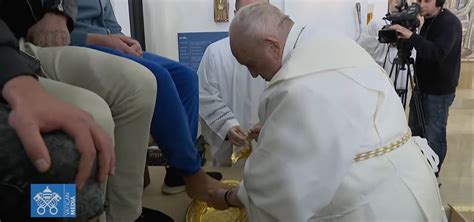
{"left": 33, "top": 186, "right": 62, "bottom": 215}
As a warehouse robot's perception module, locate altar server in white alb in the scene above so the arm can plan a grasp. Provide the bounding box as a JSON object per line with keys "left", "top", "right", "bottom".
{"left": 356, "top": 0, "right": 413, "bottom": 90}
{"left": 357, "top": 0, "right": 401, "bottom": 70}
{"left": 198, "top": 0, "right": 267, "bottom": 166}
{"left": 207, "top": 3, "right": 446, "bottom": 222}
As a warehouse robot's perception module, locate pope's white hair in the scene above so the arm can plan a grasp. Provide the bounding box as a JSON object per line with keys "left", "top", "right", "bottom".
{"left": 235, "top": 0, "right": 269, "bottom": 11}
{"left": 230, "top": 3, "right": 292, "bottom": 45}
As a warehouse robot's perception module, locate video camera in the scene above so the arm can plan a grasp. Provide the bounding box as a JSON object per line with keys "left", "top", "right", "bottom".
{"left": 378, "top": 0, "right": 421, "bottom": 44}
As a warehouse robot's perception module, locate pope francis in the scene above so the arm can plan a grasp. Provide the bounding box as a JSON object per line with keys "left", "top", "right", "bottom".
{"left": 207, "top": 3, "right": 447, "bottom": 222}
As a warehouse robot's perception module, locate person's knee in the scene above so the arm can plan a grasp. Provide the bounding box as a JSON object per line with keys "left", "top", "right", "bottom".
{"left": 42, "top": 132, "right": 105, "bottom": 219}
{"left": 0, "top": 106, "right": 81, "bottom": 184}
{"left": 184, "top": 67, "right": 199, "bottom": 91}
{"left": 184, "top": 66, "right": 198, "bottom": 81}
{"left": 0, "top": 130, "right": 104, "bottom": 219}
{"left": 79, "top": 90, "right": 115, "bottom": 139}
{"left": 123, "top": 65, "right": 157, "bottom": 114}
{"left": 85, "top": 49, "right": 157, "bottom": 115}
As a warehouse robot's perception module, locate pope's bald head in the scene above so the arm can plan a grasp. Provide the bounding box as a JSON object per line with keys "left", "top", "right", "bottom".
{"left": 230, "top": 3, "right": 292, "bottom": 50}
{"left": 229, "top": 3, "right": 294, "bottom": 81}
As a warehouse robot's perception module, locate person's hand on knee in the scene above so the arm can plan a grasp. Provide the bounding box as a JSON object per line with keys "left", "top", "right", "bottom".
{"left": 26, "top": 13, "right": 71, "bottom": 47}
{"left": 2, "top": 76, "right": 116, "bottom": 189}
{"left": 87, "top": 34, "right": 143, "bottom": 57}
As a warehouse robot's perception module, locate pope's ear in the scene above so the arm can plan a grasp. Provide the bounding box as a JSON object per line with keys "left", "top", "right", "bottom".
{"left": 263, "top": 37, "right": 281, "bottom": 60}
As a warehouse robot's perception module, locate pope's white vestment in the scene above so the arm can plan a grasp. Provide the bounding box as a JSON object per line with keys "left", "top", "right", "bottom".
{"left": 198, "top": 37, "right": 266, "bottom": 166}
{"left": 236, "top": 25, "right": 446, "bottom": 222}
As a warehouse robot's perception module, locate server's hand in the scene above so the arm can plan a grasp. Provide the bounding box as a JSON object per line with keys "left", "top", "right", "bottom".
{"left": 227, "top": 126, "right": 246, "bottom": 146}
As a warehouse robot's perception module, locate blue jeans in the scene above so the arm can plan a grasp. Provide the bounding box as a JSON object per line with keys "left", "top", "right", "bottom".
{"left": 0, "top": 103, "right": 103, "bottom": 221}
{"left": 408, "top": 92, "right": 455, "bottom": 176}
{"left": 87, "top": 45, "right": 201, "bottom": 175}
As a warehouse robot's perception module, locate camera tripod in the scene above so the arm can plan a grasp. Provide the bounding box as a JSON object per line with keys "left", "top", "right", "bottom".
{"left": 387, "top": 46, "right": 427, "bottom": 137}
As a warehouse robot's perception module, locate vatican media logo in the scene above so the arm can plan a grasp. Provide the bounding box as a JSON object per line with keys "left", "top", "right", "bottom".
{"left": 33, "top": 186, "right": 61, "bottom": 215}
{"left": 31, "top": 184, "right": 76, "bottom": 218}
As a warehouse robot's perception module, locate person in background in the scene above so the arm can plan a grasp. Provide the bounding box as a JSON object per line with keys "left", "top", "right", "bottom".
{"left": 71, "top": 0, "right": 226, "bottom": 220}
{"left": 357, "top": 0, "right": 412, "bottom": 90}
{"left": 198, "top": 0, "right": 267, "bottom": 166}
{"left": 0, "top": 0, "right": 191, "bottom": 221}
{"left": 207, "top": 3, "right": 446, "bottom": 221}
{"left": 0, "top": 19, "right": 114, "bottom": 221}
{"left": 389, "top": 0, "right": 462, "bottom": 176}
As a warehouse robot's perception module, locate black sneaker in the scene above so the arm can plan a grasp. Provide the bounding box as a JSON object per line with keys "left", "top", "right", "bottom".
{"left": 147, "top": 146, "right": 168, "bottom": 166}
{"left": 161, "top": 167, "right": 223, "bottom": 195}
{"left": 135, "top": 207, "right": 173, "bottom": 222}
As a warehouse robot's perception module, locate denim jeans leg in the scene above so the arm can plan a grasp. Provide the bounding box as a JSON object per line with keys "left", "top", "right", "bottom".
{"left": 142, "top": 52, "right": 199, "bottom": 142}
{"left": 84, "top": 45, "right": 202, "bottom": 175}
{"left": 422, "top": 93, "right": 455, "bottom": 175}
{"left": 409, "top": 93, "right": 455, "bottom": 176}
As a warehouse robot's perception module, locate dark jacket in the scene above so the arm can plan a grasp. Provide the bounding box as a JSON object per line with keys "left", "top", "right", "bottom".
{"left": 409, "top": 9, "right": 462, "bottom": 95}
{"left": 0, "top": 0, "right": 77, "bottom": 90}
{"left": 0, "top": 20, "right": 39, "bottom": 89}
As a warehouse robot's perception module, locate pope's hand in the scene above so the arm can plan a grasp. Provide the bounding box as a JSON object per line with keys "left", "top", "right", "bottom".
{"left": 207, "top": 187, "right": 243, "bottom": 210}
{"left": 248, "top": 123, "right": 262, "bottom": 141}
{"left": 207, "top": 188, "right": 230, "bottom": 210}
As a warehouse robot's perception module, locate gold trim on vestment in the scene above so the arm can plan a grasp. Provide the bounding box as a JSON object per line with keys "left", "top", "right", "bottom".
{"left": 354, "top": 131, "right": 412, "bottom": 162}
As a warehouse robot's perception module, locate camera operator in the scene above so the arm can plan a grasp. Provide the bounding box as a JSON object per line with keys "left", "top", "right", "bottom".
{"left": 389, "top": 0, "right": 462, "bottom": 177}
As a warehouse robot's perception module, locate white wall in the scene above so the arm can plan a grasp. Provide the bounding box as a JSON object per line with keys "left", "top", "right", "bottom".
{"left": 285, "top": 0, "right": 369, "bottom": 39}
{"left": 111, "top": 0, "right": 393, "bottom": 60}
{"left": 284, "top": 0, "right": 392, "bottom": 39}
{"left": 370, "top": 0, "right": 390, "bottom": 23}
{"left": 110, "top": 0, "right": 131, "bottom": 36}
{"left": 141, "top": 0, "right": 284, "bottom": 60}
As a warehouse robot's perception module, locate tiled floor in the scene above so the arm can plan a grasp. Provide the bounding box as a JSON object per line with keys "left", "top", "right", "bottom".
{"left": 143, "top": 65, "right": 474, "bottom": 222}
{"left": 439, "top": 88, "right": 474, "bottom": 220}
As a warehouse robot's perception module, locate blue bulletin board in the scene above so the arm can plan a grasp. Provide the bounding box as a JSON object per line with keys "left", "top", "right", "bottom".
{"left": 178, "top": 32, "right": 229, "bottom": 72}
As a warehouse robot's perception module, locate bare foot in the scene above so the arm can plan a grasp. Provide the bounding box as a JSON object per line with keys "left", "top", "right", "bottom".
{"left": 183, "top": 169, "right": 231, "bottom": 202}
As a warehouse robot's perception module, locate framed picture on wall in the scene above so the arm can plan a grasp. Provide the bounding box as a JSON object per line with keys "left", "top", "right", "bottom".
{"left": 214, "top": 0, "right": 229, "bottom": 22}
